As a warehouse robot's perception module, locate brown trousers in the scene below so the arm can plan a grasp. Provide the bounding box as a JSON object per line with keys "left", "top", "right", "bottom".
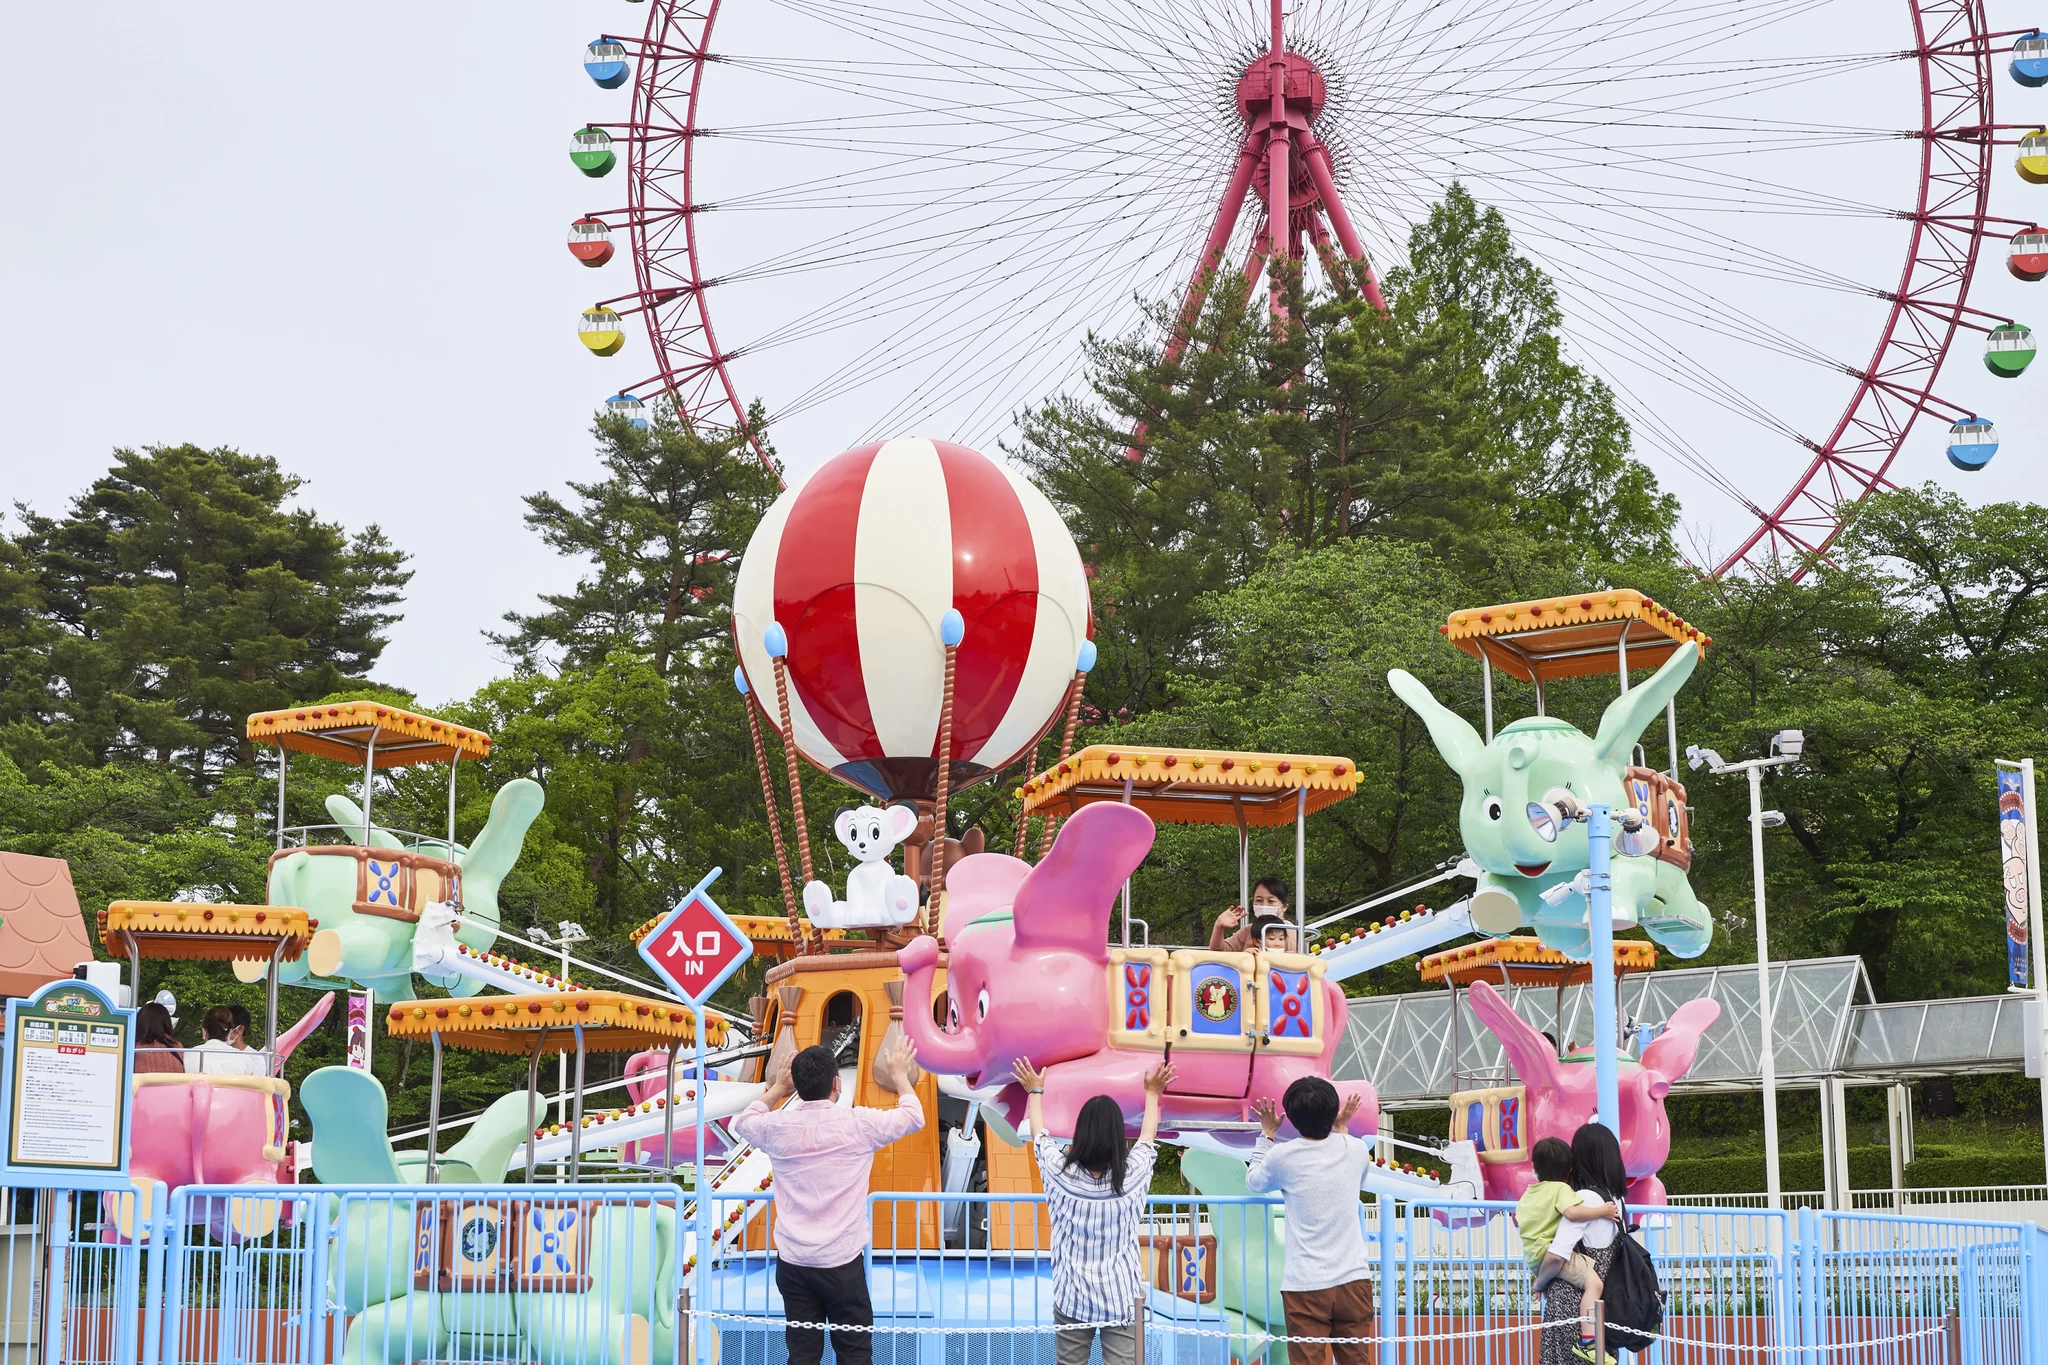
{"left": 1280, "top": 1277, "right": 1377, "bottom": 1365}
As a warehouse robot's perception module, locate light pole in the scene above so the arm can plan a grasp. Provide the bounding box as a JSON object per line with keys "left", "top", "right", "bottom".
{"left": 1689, "top": 731, "right": 1803, "bottom": 1212}
{"left": 526, "top": 920, "right": 590, "bottom": 1142}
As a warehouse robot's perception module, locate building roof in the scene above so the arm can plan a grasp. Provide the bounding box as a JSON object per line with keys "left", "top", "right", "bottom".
{"left": 0, "top": 853, "right": 95, "bottom": 1000}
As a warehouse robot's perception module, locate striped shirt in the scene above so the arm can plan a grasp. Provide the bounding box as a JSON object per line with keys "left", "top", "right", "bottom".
{"left": 1034, "top": 1131, "right": 1157, "bottom": 1322}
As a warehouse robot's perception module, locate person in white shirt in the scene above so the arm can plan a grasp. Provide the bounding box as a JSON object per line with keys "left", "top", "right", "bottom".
{"left": 1246, "top": 1078, "right": 1375, "bottom": 1365}
{"left": 183, "top": 1005, "right": 269, "bottom": 1077}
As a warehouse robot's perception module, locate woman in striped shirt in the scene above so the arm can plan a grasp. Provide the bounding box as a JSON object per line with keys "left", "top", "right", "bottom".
{"left": 1012, "top": 1058, "right": 1176, "bottom": 1365}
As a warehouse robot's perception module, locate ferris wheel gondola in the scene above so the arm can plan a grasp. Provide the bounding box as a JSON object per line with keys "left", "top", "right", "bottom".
{"left": 1947, "top": 417, "right": 2000, "bottom": 470}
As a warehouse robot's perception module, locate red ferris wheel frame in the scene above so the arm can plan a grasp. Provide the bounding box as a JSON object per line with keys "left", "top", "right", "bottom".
{"left": 584, "top": 0, "right": 2009, "bottom": 576}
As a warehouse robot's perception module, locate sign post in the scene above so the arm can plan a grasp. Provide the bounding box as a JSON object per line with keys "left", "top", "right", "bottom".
{"left": 0, "top": 979, "right": 136, "bottom": 1190}
{"left": 635, "top": 867, "right": 752, "bottom": 1365}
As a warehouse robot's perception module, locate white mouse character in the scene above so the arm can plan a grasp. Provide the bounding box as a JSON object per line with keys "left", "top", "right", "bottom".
{"left": 802, "top": 804, "right": 922, "bottom": 929}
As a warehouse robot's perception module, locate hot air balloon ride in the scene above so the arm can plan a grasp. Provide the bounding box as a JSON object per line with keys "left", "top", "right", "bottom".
{"left": 1986, "top": 323, "right": 2037, "bottom": 378}
{"left": 584, "top": 39, "right": 630, "bottom": 89}
{"left": 2016, "top": 31, "right": 2048, "bottom": 87}
{"left": 732, "top": 437, "right": 1093, "bottom": 805}
{"left": 2020, "top": 130, "right": 2048, "bottom": 185}
{"left": 568, "top": 217, "right": 615, "bottom": 267}
{"left": 1947, "top": 417, "right": 1999, "bottom": 470}
{"left": 2011, "top": 229, "right": 2048, "bottom": 282}
{"left": 606, "top": 392, "right": 648, "bottom": 428}
{"left": 579, "top": 306, "right": 626, "bottom": 356}
{"left": 570, "top": 126, "right": 616, "bottom": 178}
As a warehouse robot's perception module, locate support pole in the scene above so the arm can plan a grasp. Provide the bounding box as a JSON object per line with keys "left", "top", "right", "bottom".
{"left": 446, "top": 751, "right": 460, "bottom": 849}
{"left": 1481, "top": 652, "right": 1495, "bottom": 743}
{"left": 1294, "top": 787, "right": 1308, "bottom": 949}
{"left": 426, "top": 1031, "right": 444, "bottom": 1185}
{"left": 569, "top": 1025, "right": 588, "bottom": 1183}
{"left": 1750, "top": 765, "right": 1783, "bottom": 1210}
{"left": 276, "top": 748, "right": 288, "bottom": 851}
{"left": 1263, "top": 0, "right": 1292, "bottom": 331}
{"left": 1296, "top": 130, "right": 1388, "bottom": 312}
{"left": 1666, "top": 700, "right": 1680, "bottom": 779}
{"left": 764, "top": 624, "right": 817, "bottom": 953}
{"left": 526, "top": 1030, "right": 547, "bottom": 1182}
{"left": 2024, "top": 759, "right": 2048, "bottom": 1188}
{"left": 736, "top": 667, "right": 804, "bottom": 941}
{"left": 692, "top": 1004, "right": 709, "bottom": 1357}
{"left": 665, "top": 1043, "right": 680, "bottom": 1181}
{"left": 927, "top": 611, "right": 965, "bottom": 930}
{"left": 360, "top": 729, "right": 378, "bottom": 846}
{"left": 1587, "top": 804, "right": 1619, "bottom": 1134}
{"left": 1617, "top": 625, "right": 1630, "bottom": 693}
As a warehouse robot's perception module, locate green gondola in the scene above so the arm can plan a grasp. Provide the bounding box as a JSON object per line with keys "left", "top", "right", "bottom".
{"left": 570, "top": 126, "right": 616, "bottom": 178}
{"left": 1986, "top": 322, "right": 2037, "bottom": 378}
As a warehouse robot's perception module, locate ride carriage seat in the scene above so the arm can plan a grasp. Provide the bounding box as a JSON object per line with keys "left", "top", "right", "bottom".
{"left": 1106, "top": 947, "right": 1331, "bottom": 1057}
{"left": 269, "top": 845, "right": 461, "bottom": 924}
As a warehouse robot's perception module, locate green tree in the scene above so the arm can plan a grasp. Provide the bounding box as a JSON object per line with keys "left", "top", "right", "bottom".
{"left": 1389, "top": 184, "right": 1678, "bottom": 564}
{"left": 494, "top": 409, "right": 781, "bottom": 678}
{"left": 7, "top": 444, "right": 409, "bottom": 777}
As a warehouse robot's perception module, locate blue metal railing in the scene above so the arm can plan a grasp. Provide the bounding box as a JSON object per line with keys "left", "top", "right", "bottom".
{"left": 7, "top": 1176, "right": 2048, "bottom": 1365}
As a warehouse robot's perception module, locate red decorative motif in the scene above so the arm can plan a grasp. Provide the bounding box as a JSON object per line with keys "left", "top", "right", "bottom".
{"left": 1123, "top": 963, "right": 1151, "bottom": 1030}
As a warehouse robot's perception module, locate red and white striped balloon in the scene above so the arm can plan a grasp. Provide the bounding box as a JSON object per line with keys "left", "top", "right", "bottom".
{"left": 733, "top": 437, "right": 1092, "bottom": 804}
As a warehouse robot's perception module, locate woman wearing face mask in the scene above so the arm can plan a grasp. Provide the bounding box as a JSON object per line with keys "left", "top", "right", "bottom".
{"left": 1209, "top": 877, "right": 1299, "bottom": 953}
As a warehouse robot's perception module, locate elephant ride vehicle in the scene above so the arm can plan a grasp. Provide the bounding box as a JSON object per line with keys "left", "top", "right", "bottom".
{"left": 240, "top": 701, "right": 545, "bottom": 1002}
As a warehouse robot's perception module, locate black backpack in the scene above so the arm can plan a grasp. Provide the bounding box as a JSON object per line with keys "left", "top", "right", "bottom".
{"left": 1599, "top": 1202, "right": 1665, "bottom": 1355}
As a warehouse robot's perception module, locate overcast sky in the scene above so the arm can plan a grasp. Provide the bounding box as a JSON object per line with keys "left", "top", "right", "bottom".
{"left": 3, "top": 1, "right": 2043, "bottom": 711}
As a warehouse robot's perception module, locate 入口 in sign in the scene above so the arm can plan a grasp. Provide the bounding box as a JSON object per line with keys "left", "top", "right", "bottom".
{"left": 636, "top": 868, "right": 752, "bottom": 1008}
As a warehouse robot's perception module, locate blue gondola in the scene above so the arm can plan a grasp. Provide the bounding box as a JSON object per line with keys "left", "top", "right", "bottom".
{"left": 1946, "top": 416, "right": 1999, "bottom": 470}
{"left": 606, "top": 392, "right": 649, "bottom": 429}
{"left": 2016, "top": 32, "right": 2048, "bottom": 87}
{"left": 584, "top": 39, "right": 630, "bottom": 89}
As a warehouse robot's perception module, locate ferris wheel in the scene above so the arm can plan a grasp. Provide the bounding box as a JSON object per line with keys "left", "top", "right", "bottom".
{"left": 562, "top": 0, "right": 2044, "bottom": 575}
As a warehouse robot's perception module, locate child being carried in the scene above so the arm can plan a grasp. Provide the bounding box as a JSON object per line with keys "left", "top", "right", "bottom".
{"left": 1516, "top": 1136, "right": 1619, "bottom": 1362}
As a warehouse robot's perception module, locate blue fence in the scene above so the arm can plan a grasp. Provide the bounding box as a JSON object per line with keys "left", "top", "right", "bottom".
{"left": 9, "top": 1177, "right": 2048, "bottom": 1365}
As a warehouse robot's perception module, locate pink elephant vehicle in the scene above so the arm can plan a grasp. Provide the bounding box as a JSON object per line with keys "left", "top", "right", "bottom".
{"left": 897, "top": 799, "right": 1441, "bottom": 1196}
{"left": 112, "top": 993, "right": 336, "bottom": 1244}
{"left": 1452, "top": 975, "right": 1720, "bottom": 1207}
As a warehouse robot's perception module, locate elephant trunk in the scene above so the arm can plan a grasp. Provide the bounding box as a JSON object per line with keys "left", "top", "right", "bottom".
{"left": 897, "top": 955, "right": 981, "bottom": 1079}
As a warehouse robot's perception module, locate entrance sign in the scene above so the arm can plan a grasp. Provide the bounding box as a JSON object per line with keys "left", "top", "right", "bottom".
{"left": 0, "top": 979, "right": 136, "bottom": 1187}
{"left": 636, "top": 868, "right": 752, "bottom": 1008}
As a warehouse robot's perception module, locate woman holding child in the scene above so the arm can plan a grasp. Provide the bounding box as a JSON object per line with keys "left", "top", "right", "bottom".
{"left": 1525, "top": 1124, "right": 1630, "bottom": 1365}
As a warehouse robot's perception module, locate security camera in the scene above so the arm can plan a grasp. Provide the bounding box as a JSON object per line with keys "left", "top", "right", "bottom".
{"left": 1685, "top": 744, "right": 1726, "bottom": 772}
{"left": 525, "top": 926, "right": 550, "bottom": 944}
{"left": 1758, "top": 810, "right": 1787, "bottom": 829}
{"left": 557, "top": 921, "right": 590, "bottom": 943}
{"left": 1771, "top": 730, "right": 1805, "bottom": 761}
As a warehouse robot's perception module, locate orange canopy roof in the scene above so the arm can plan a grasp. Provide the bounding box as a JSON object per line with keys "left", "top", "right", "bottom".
{"left": 100, "top": 902, "right": 314, "bottom": 963}
{"left": 1444, "top": 590, "right": 1710, "bottom": 685}
{"left": 246, "top": 701, "right": 490, "bottom": 767}
{"left": 628, "top": 912, "right": 853, "bottom": 961}
{"left": 384, "top": 991, "right": 728, "bottom": 1055}
{"left": 1419, "top": 935, "right": 1657, "bottom": 988}
{"left": 1018, "top": 745, "right": 1358, "bottom": 827}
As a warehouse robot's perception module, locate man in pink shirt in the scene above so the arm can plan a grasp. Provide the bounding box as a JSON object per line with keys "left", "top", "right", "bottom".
{"left": 731, "top": 1033, "right": 923, "bottom": 1365}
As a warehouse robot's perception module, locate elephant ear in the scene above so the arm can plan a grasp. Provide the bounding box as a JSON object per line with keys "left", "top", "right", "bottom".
{"left": 1013, "top": 802, "right": 1154, "bottom": 957}
{"left": 301, "top": 1067, "right": 405, "bottom": 1183}
{"left": 1388, "top": 670, "right": 1484, "bottom": 777}
{"left": 1640, "top": 996, "right": 1721, "bottom": 1081}
{"left": 1593, "top": 642, "right": 1699, "bottom": 767}
{"left": 940, "top": 851, "right": 1031, "bottom": 941}
{"left": 1465, "top": 980, "right": 1563, "bottom": 1095}
{"left": 324, "top": 795, "right": 406, "bottom": 850}
{"left": 458, "top": 779, "right": 546, "bottom": 915}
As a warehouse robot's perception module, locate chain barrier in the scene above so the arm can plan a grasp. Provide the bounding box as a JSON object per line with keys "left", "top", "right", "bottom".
{"left": 690, "top": 1309, "right": 1950, "bottom": 1354}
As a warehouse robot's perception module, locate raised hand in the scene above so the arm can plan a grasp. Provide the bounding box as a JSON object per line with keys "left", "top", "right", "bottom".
{"left": 1337, "top": 1090, "right": 1366, "bottom": 1131}
{"left": 1011, "top": 1058, "right": 1046, "bottom": 1092}
{"left": 1218, "top": 905, "right": 1247, "bottom": 929}
{"left": 1251, "top": 1096, "right": 1283, "bottom": 1139}
{"left": 1142, "top": 1061, "right": 1176, "bottom": 1096}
